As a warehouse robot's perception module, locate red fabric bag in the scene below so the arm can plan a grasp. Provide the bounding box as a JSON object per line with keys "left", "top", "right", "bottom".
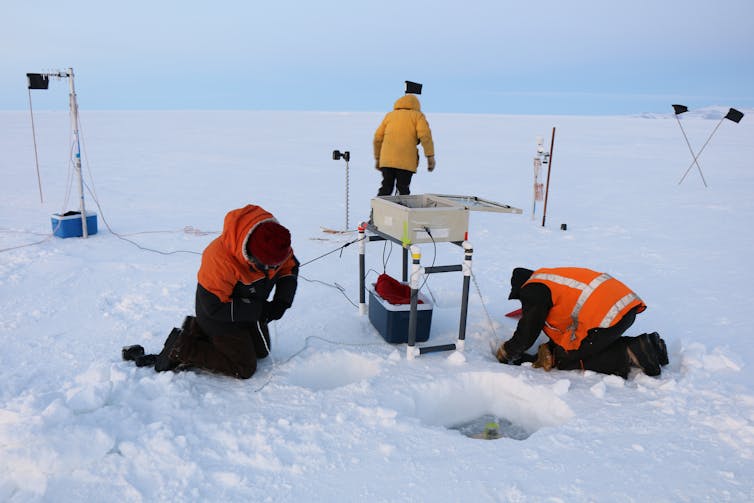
{"left": 374, "top": 273, "right": 423, "bottom": 305}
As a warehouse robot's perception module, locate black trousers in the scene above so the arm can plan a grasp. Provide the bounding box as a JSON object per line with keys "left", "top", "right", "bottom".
{"left": 182, "top": 317, "right": 270, "bottom": 379}
{"left": 377, "top": 167, "right": 413, "bottom": 196}
{"left": 552, "top": 306, "right": 640, "bottom": 378}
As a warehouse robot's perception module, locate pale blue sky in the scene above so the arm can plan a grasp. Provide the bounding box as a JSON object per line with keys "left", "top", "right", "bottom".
{"left": 4, "top": 0, "right": 753, "bottom": 114}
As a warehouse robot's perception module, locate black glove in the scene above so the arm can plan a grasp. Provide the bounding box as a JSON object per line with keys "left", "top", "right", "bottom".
{"left": 495, "top": 343, "right": 525, "bottom": 366}
{"left": 264, "top": 300, "right": 288, "bottom": 322}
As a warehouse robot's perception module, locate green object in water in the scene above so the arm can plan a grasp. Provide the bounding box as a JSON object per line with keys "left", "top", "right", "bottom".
{"left": 454, "top": 414, "right": 527, "bottom": 440}
{"left": 484, "top": 421, "right": 500, "bottom": 439}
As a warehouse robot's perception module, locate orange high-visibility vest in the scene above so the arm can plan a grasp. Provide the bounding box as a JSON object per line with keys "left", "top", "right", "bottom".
{"left": 524, "top": 267, "right": 646, "bottom": 351}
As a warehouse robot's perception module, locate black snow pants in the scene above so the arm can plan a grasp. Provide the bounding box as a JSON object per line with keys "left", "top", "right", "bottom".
{"left": 180, "top": 316, "right": 271, "bottom": 379}
{"left": 552, "top": 306, "right": 640, "bottom": 378}
{"left": 377, "top": 167, "right": 414, "bottom": 196}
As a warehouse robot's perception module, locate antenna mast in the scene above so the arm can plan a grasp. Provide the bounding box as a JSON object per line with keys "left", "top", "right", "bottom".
{"left": 27, "top": 67, "right": 93, "bottom": 238}
{"left": 65, "top": 68, "right": 89, "bottom": 238}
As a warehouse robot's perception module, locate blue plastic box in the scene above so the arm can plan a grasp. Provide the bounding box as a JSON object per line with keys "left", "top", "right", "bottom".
{"left": 51, "top": 211, "right": 98, "bottom": 238}
{"left": 368, "top": 285, "right": 432, "bottom": 343}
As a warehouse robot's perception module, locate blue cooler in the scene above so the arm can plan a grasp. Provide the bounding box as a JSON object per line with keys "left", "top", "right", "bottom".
{"left": 368, "top": 285, "right": 432, "bottom": 343}
{"left": 51, "top": 211, "right": 98, "bottom": 238}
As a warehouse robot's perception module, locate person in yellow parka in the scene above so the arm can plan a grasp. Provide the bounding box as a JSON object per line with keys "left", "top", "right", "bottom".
{"left": 373, "top": 81, "right": 435, "bottom": 196}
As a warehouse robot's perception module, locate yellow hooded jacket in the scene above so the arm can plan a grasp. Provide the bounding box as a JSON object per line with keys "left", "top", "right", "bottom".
{"left": 373, "top": 94, "right": 434, "bottom": 173}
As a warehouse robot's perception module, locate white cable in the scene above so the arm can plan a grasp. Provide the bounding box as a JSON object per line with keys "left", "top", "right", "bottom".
{"left": 471, "top": 271, "right": 498, "bottom": 340}
{"left": 252, "top": 320, "right": 277, "bottom": 392}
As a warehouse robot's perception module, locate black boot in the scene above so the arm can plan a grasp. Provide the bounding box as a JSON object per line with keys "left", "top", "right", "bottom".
{"left": 154, "top": 327, "right": 183, "bottom": 372}
{"left": 122, "top": 344, "right": 158, "bottom": 367}
{"left": 135, "top": 354, "right": 158, "bottom": 367}
{"left": 167, "top": 316, "right": 204, "bottom": 367}
{"left": 646, "top": 332, "right": 669, "bottom": 366}
{"left": 627, "top": 334, "right": 661, "bottom": 377}
{"left": 122, "top": 344, "right": 145, "bottom": 361}
{"left": 181, "top": 315, "right": 195, "bottom": 332}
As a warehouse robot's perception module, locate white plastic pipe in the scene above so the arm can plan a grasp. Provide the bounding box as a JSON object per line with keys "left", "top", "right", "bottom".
{"left": 68, "top": 68, "right": 89, "bottom": 238}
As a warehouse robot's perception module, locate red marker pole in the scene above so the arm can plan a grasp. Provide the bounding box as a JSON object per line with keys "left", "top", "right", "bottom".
{"left": 541, "top": 127, "right": 556, "bottom": 228}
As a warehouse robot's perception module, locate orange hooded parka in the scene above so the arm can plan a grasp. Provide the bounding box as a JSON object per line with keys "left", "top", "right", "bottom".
{"left": 197, "top": 205, "right": 297, "bottom": 305}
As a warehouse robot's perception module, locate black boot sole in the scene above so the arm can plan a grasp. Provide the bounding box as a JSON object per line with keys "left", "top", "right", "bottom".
{"left": 648, "top": 332, "right": 669, "bottom": 366}
{"left": 627, "top": 334, "right": 661, "bottom": 377}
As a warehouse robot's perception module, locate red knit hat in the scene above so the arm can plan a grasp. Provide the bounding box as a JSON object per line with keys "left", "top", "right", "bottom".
{"left": 247, "top": 221, "right": 292, "bottom": 266}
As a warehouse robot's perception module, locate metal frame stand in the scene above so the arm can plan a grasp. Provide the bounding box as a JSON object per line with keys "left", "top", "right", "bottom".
{"left": 27, "top": 67, "right": 91, "bottom": 238}
{"left": 358, "top": 224, "right": 473, "bottom": 359}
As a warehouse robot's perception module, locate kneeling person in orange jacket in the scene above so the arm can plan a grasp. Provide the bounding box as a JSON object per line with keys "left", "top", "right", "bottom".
{"left": 154, "top": 205, "right": 298, "bottom": 379}
{"left": 495, "top": 267, "right": 668, "bottom": 378}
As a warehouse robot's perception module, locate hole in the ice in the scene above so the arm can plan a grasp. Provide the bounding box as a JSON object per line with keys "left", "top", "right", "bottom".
{"left": 285, "top": 350, "right": 381, "bottom": 391}
{"left": 450, "top": 414, "right": 530, "bottom": 440}
{"left": 402, "top": 372, "right": 573, "bottom": 440}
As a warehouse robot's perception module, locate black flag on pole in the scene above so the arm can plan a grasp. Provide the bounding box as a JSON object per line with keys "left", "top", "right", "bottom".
{"left": 27, "top": 73, "right": 49, "bottom": 90}
{"left": 724, "top": 108, "right": 744, "bottom": 124}
{"left": 672, "top": 104, "right": 688, "bottom": 115}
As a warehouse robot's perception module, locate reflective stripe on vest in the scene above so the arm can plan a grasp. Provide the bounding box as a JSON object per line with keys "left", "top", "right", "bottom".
{"left": 599, "top": 292, "right": 641, "bottom": 328}
{"left": 530, "top": 271, "right": 628, "bottom": 339}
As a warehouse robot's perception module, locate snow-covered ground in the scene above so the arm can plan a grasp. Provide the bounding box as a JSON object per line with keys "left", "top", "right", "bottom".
{"left": 1, "top": 107, "right": 753, "bottom": 502}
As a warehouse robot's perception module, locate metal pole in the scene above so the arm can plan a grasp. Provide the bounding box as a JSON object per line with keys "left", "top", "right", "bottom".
{"left": 406, "top": 245, "right": 421, "bottom": 360}
{"left": 678, "top": 117, "right": 724, "bottom": 187}
{"left": 345, "top": 159, "right": 350, "bottom": 230}
{"left": 358, "top": 224, "right": 367, "bottom": 315}
{"left": 457, "top": 241, "right": 473, "bottom": 351}
{"left": 68, "top": 67, "right": 89, "bottom": 238}
{"left": 27, "top": 89, "right": 44, "bottom": 203}
{"left": 402, "top": 247, "right": 408, "bottom": 282}
{"left": 541, "top": 127, "right": 556, "bottom": 228}
{"left": 674, "top": 114, "right": 708, "bottom": 186}
{"left": 531, "top": 157, "right": 542, "bottom": 220}
{"left": 419, "top": 344, "right": 456, "bottom": 355}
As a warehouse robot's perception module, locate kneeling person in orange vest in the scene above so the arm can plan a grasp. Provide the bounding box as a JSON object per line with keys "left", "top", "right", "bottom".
{"left": 495, "top": 267, "right": 668, "bottom": 378}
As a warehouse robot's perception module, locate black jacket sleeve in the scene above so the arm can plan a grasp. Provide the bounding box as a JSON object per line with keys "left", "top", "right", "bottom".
{"left": 272, "top": 256, "right": 299, "bottom": 308}
{"left": 503, "top": 283, "right": 552, "bottom": 361}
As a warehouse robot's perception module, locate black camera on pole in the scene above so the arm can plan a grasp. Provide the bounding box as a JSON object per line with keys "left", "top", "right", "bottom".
{"left": 331, "top": 149, "right": 351, "bottom": 230}
{"left": 332, "top": 149, "right": 350, "bottom": 162}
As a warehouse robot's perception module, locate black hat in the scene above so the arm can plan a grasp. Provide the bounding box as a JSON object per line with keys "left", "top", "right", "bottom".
{"left": 405, "top": 81, "right": 422, "bottom": 95}
{"left": 508, "top": 268, "right": 534, "bottom": 300}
